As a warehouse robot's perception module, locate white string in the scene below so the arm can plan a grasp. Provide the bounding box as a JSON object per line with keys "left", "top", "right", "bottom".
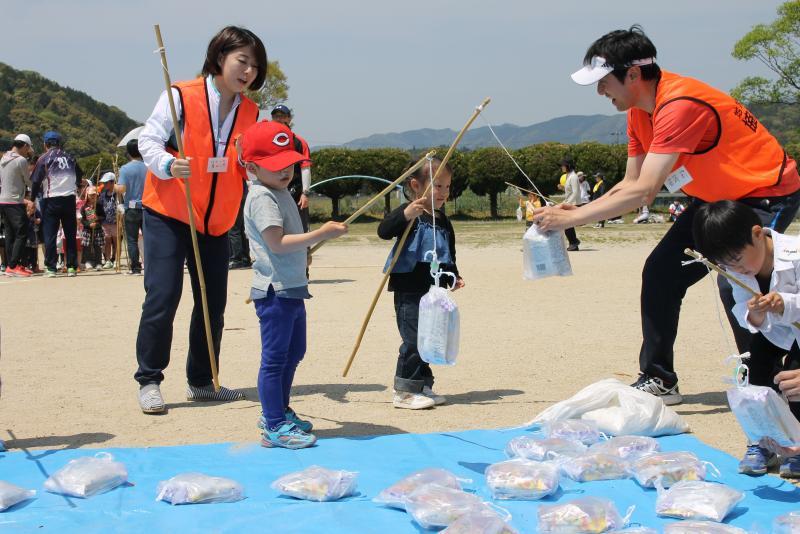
{"left": 153, "top": 48, "right": 168, "bottom": 76}
{"left": 683, "top": 258, "right": 736, "bottom": 356}
{"left": 428, "top": 157, "right": 437, "bottom": 263}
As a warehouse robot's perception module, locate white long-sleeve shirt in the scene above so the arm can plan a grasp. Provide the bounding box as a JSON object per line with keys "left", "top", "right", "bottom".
{"left": 563, "top": 171, "right": 581, "bottom": 205}
{"left": 138, "top": 76, "right": 242, "bottom": 179}
{"left": 730, "top": 229, "right": 800, "bottom": 350}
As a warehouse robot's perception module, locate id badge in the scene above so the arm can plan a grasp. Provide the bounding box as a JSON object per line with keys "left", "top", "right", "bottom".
{"left": 207, "top": 157, "right": 229, "bottom": 173}
{"left": 664, "top": 165, "right": 693, "bottom": 193}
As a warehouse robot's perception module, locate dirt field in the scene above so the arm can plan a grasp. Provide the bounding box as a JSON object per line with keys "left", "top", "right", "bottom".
{"left": 0, "top": 220, "right": 771, "bottom": 457}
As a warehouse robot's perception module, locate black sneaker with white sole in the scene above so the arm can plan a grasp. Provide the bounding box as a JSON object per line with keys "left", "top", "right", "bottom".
{"left": 631, "top": 373, "right": 683, "bottom": 406}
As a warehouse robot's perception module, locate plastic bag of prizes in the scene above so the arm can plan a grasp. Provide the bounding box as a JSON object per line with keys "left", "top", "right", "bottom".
{"left": 0, "top": 481, "right": 36, "bottom": 512}
{"left": 156, "top": 473, "right": 244, "bottom": 505}
{"left": 505, "top": 436, "right": 587, "bottom": 461}
{"left": 538, "top": 496, "right": 633, "bottom": 533}
{"left": 629, "top": 451, "right": 707, "bottom": 488}
{"left": 773, "top": 511, "right": 800, "bottom": 534}
{"left": 405, "top": 483, "right": 485, "bottom": 530}
{"left": 486, "top": 458, "right": 560, "bottom": 500}
{"left": 271, "top": 465, "right": 357, "bottom": 502}
{"left": 417, "top": 285, "right": 460, "bottom": 365}
{"left": 543, "top": 419, "right": 602, "bottom": 445}
{"left": 727, "top": 383, "right": 800, "bottom": 447}
{"left": 561, "top": 452, "right": 629, "bottom": 482}
{"left": 663, "top": 521, "right": 748, "bottom": 534}
{"left": 442, "top": 505, "right": 519, "bottom": 534}
{"left": 588, "top": 436, "right": 659, "bottom": 460}
{"left": 523, "top": 224, "right": 573, "bottom": 280}
{"left": 374, "top": 468, "right": 462, "bottom": 509}
{"left": 655, "top": 480, "right": 743, "bottom": 522}
{"left": 43, "top": 453, "right": 128, "bottom": 498}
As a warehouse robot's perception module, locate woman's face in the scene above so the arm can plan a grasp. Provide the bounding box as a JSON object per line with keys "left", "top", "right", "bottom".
{"left": 218, "top": 46, "right": 259, "bottom": 95}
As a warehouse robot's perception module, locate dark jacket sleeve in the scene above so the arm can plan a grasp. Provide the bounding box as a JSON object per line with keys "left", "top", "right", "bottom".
{"left": 377, "top": 203, "right": 412, "bottom": 240}
{"left": 445, "top": 215, "right": 459, "bottom": 278}
{"left": 30, "top": 157, "right": 47, "bottom": 200}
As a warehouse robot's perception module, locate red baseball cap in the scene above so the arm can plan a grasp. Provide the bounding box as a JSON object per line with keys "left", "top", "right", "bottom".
{"left": 240, "top": 120, "right": 309, "bottom": 172}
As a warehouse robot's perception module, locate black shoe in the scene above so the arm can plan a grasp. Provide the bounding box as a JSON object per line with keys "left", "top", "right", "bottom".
{"left": 228, "top": 260, "right": 245, "bottom": 270}
{"left": 567, "top": 244, "right": 579, "bottom": 251}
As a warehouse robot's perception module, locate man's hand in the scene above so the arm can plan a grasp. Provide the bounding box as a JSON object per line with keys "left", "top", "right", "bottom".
{"left": 298, "top": 193, "right": 309, "bottom": 210}
{"left": 531, "top": 203, "right": 578, "bottom": 232}
{"left": 775, "top": 369, "right": 800, "bottom": 401}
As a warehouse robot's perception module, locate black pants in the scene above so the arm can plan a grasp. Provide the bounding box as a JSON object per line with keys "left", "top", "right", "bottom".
{"left": 228, "top": 189, "right": 250, "bottom": 263}
{"left": 134, "top": 209, "right": 230, "bottom": 387}
{"left": 124, "top": 208, "right": 143, "bottom": 271}
{"left": 393, "top": 291, "right": 434, "bottom": 393}
{"left": 639, "top": 191, "right": 800, "bottom": 384}
{"left": 0, "top": 204, "right": 29, "bottom": 268}
{"left": 41, "top": 196, "right": 77, "bottom": 270}
{"left": 746, "top": 336, "right": 800, "bottom": 421}
{"left": 564, "top": 227, "right": 579, "bottom": 246}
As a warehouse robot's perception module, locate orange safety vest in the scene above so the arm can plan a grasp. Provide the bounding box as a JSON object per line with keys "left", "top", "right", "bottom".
{"left": 628, "top": 71, "right": 795, "bottom": 201}
{"left": 142, "top": 78, "right": 259, "bottom": 236}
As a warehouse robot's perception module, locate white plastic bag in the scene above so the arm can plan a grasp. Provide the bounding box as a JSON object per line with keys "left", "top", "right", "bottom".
{"left": 443, "top": 506, "right": 519, "bottom": 534}
{"left": 655, "top": 480, "right": 743, "bottom": 522}
{"left": 543, "top": 420, "right": 602, "bottom": 445}
{"left": 404, "top": 484, "right": 484, "bottom": 529}
{"left": 588, "top": 436, "right": 660, "bottom": 460}
{"left": 523, "top": 224, "right": 572, "bottom": 280}
{"left": 374, "top": 468, "right": 462, "bottom": 509}
{"left": 0, "top": 481, "right": 36, "bottom": 512}
{"left": 516, "top": 206, "right": 523, "bottom": 222}
{"left": 271, "top": 465, "right": 357, "bottom": 502}
{"left": 561, "top": 452, "right": 629, "bottom": 482}
{"left": 616, "top": 529, "right": 658, "bottom": 534}
{"left": 663, "top": 521, "right": 748, "bottom": 534}
{"left": 417, "top": 285, "right": 460, "bottom": 365}
{"left": 505, "top": 436, "right": 587, "bottom": 461}
{"left": 727, "top": 383, "right": 800, "bottom": 447}
{"left": 773, "top": 511, "right": 800, "bottom": 534}
{"left": 156, "top": 473, "right": 244, "bottom": 505}
{"left": 528, "top": 379, "right": 690, "bottom": 437}
{"left": 538, "top": 496, "right": 633, "bottom": 533}
{"left": 485, "top": 458, "right": 560, "bottom": 500}
{"left": 629, "top": 451, "right": 707, "bottom": 488}
{"left": 43, "top": 453, "right": 128, "bottom": 498}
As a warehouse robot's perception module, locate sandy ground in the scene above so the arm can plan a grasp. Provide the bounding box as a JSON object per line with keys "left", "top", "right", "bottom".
{"left": 0, "top": 221, "right": 763, "bottom": 457}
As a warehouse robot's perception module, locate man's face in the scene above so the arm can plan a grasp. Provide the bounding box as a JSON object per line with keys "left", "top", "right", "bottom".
{"left": 271, "top": 112, "right": 291, "bottom": 127}
{"left": 596, "top": 71, "right": 634, "bottom": 112}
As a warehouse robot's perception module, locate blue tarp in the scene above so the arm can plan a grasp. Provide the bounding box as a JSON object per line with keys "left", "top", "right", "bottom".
{"left": 1, "top": 428, "right": 799, "bottom": 532}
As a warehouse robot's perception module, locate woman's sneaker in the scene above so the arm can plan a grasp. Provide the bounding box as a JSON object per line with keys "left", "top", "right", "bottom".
{"left": 261, "top": 421, "right": 316, "bottom": 449}
{"left": 739, "top": 444, "right": 777, "bottom": 475}
{"left": 393, "top": 391, "right": 435, "bottom": 410}
{"left": 422, "top": 386, "right": 446, "bottom": 405}
{"left": 186, "top": 384, "right": 245, "bottom": 402}
{"left": 257, "top": 408, "right": 313, "bottom": 433}
{"left": 779, "top": 455, "right": 800, "bottom": 478}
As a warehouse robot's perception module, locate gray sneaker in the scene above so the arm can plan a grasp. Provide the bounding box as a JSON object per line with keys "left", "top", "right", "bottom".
{"left": 186, "top": 384, "right": 245, "bottom": 402}
{"left": 139, "top": 383, "right": 166, "bottom": 414}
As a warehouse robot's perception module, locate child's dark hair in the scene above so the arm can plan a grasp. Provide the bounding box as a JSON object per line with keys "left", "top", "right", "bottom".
{"left": 692, "top": 201, "right": 762, "bottom": 264}
{"left": 202, "top": 26, "right": 268, "bottom": 91}
{"left": 583, "top": 25, "right": 661, "bottom": 84}
{"left": 126, "top": 139, "right": 142, "bottom": 159}
{"left": 403, "top": 157, "right": 453, "bottom": 200}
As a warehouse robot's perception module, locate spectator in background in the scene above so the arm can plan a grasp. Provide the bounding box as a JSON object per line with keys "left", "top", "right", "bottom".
{"left": 578, "top": 171, "right": 591, "bottom": 205}
{"left": 669, "top": 199, "right": 685, "bottom": 222}
{"left": 561, "top": 159, "right": 581, "bottom": 251}
{"left": 80, "top": 185, "right": 104, "bottom": 270}
{"left": 270, "top": 105, "right": 313, "bottom": 231}
{"left": 592, "top": 172, "right": 608, "bottom": 228}
{"left": 116, "top": 139, "right": 146, "bottom": 275}
{"left": 98, "top": 172, "right": 118, "bottom": 269}
{"left": 0, "top": 134, "right": 34, "bottom": 277}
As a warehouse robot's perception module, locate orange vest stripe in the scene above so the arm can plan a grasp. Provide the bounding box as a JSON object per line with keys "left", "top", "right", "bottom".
{"left": 628, "top": 71, "right": 797, "bottom": 202}
{"left": 142, "top": 78, "right": 259, "bottom": 235}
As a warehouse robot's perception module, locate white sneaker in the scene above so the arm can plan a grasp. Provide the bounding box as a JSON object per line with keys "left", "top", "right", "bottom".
{"left": 103, "top": 260, "right": 114, "bottom": 269}
{"left": 393, "top": 391, "right": 435, "bottom": 410}
{"left": 85, "top": 262, "right": 94, "bottom": 270}
{"left": 422, "top": 386, "right": 446, "bottom": 405}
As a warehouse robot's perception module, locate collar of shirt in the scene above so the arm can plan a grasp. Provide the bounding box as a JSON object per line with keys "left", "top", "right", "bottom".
{"left": 770, "top": 228, "right": 800, "bottom": 271}
{"left": 205, "top": 75, "right": 241, "bottom": 157}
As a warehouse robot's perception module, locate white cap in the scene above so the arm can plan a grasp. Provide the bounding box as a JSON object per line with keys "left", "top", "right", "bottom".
{"left": 100, "top": 172, "right": 116, "bottom": 183}
{"left": 13, "top": 134, "right": 32, "bottom": 146}
{"left": 571, "top": 56, "right": 656, "bottom": 85}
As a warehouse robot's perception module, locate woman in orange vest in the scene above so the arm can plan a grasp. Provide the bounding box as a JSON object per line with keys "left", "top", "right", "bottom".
{"left": 533, "top": 26, "right": 800, "bottom": 410}
{"left": 134, "top": 26, "right": 266, "bottom": 414}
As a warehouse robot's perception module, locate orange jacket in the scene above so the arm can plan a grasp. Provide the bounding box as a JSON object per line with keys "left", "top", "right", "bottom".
{"left": 142, "top": 78, "right": 259, "bottom": 235}
{"left": 629, "top": 71, "right": 795, "bottom": 201}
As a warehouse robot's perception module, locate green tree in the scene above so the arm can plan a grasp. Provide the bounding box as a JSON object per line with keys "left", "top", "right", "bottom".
{"left": 310, "top": 148, "right": 361, "bottom": 219}
{"left": 468, "top": 147, "right": 519, "bottom": 218}
{"left": 245, "top": 60, "right": 289, "bottom": 110}
{"left": 732, "top": 1, "right": 800, "bottom": 104}
{"left": 571, "top": 142, "right": 628, "bottom": 185}
{"left": 515, "top": 142, "right": 571, "bottom": 196}
{"left": 352, "top": 148, "right": 410, "bottom": 216}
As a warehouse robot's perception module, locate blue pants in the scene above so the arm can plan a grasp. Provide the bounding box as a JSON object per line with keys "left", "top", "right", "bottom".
{"left": 255, "top": 288, "right": 306, "bottom": 430}
{"left": 394, "top": 291, "right": 434, "bottom": 393}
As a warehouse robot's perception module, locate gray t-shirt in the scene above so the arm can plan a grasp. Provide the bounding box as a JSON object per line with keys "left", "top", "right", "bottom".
{"left": 244, "top": 183, "right": 309, "bottom": 298}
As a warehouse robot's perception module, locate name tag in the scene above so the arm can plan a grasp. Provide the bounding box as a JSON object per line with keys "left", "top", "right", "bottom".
{"left": 207, "top": 157, "right": 229, "bottom": 173}
{"left": 128, "top": 201, "right": 137, "bottom": 209}
{"left": 664, "top": 165, "right": 693, "bottom": 193}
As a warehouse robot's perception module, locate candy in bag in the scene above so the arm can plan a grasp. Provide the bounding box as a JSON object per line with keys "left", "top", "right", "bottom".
{"left": 543, "top": 420, "right": 602, "bottom": 445}
{"left": 374, "top": 468, "right": 462, "bottom": 509}
{"left": 629, "top": 451, "right": 706, "bottom": 488}
{"left": 727, "top": 383, "right": 800, "bottom": 447}
{"left": 156, "top": 473, "right": 244, "bottom": 505}
{"left": 505, "top": 436, "right": 587, "bottom": 461}
{"left": 43, "top": 453, "right": 128, "bottom": 498}
{"left": 405, "top": 484, "right": 484, "bottom": 530}
{"left": 655, "top": 480, "right": 743, "bottom": 522}
{"left": 523, "top": 224, "right": 572, "bottom": 280}
{"left": 538, "top": 496, "right": 633, "bottom": 533}
{"left": 443, "top": 505, "right": 519, "bottom": 534}
{"left": 486, "top": 458, "right": 560, "bottom": 500}
{"left": 271, "top": 465, "right": 357, "bottom": 502}
{"left": 560, "top": 452, "right": 629, "bottom": 482}
{"left": 588, "top": 436, "right": 659, "bottom": 460}
{"left": 663, "top": 521, "right": 748, "bottom": 534}
{"left": 418, "top": 286, "right": 460, "bottom": 365}
{"left": 773, "top": 511, "right": 800, "bottom": 534}
{"left": 0, "top": 481, "right": 36, "bottom": 512}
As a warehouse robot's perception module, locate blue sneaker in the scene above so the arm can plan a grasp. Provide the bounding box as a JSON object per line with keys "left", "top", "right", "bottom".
{"left": 780, "top": 456, "right": 800, "bottom": 478}
{"left": 739, "top": 444, "right": 777, "bottom": 475}
{"left": 261, "top": 422, "right": 316, "bottom": 449}
{"left": 257, "top": 408, "right": 313, "bottom": 433}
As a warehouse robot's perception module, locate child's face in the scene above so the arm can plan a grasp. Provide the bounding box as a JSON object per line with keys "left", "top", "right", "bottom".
{"left": 248, "top": 162, "right": 294, "bottom": 189}
{"left": 721, "top": 226, "right": 769, "bottom": 277}
{"left": 412, "top": 170, "right": 451, "bottom": 209}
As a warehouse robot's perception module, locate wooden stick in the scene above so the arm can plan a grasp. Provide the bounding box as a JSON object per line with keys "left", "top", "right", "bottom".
{"left": 342, "top": 97, "right": 491, "bottom": 377}
{"left": 505, "top": 181, "right": 537, "bottom": 196}
{"left": 155, "top": 25, "right": 220, "bottom": 391}
{"left": 113, "top": 154, "right": 124, "bottom": 273}
{"left": 684, "top": 248, "right": 800, "bottom": 329}
{"left": 309, "top": 150, "right": 436, "bottom": 255}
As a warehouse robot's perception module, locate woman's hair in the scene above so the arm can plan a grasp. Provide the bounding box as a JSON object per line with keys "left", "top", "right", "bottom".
{"left": 202, "top": 26, "right": 268, "bottom": 91}
{"left": 583, "top": 25, "right": 661, "bottom": 84}
{"left": 560, "top": 159, "right": 575, "bottom": 172}
{"left": 692, "top": 200, "right": 761, "bottom": 265}
{"left": 404, "top": 157, "right": 453, "bottom": 200}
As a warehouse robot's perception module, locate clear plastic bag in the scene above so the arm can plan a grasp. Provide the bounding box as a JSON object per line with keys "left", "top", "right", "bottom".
{"left": 537, "top": 496, "right": 633, "bottom": 533}
{"left": 523, "top": 224, "right": 572, "bottom": 280}
{"left": 616, "top": 529, "right": 658, "bottom": 534}
{"left": 663, "top": 521, "right": 748, "bottom": 534}
{"left": 0, "top": 481, "right": 36, "bottom": 512}
{"left": 727, "top": 383, "right": 800, "bottom": 447}
{"left": 773, "top": 511, "right": 800, "bottom": 534}
{"left": 655, "top": 480, "right": 743, "bottom": 522}
{"left": 43, "top": 453, "right": 128, "bottom": 498}
{"left": 629, "top": 451, "right": 706, "bottom": 488}
{"left": 404, "top": 483, "right": 484, "bottom": 529}
{"left": 442, "top": 506, "right": 519, "bottom": 534}
{"left": 271, "top": 465, "right": 357, "bottom": 502}
{"left": 588, "top": 436, "right": 660, "bottom": 460}
{"left": 560, "top": 452, "right": 629, "bottom": 482}
{"left": 156, "top": 473, "right": 244, "bottom": 505}
{"left": 374, "top": 468, "right": 462, "bottom": 509}
{"left": 543, "top": 420, "right": 602, "bottom": 445}
{"left": 417, "top": 285, "right": 460, "bottom": 365}
{"left": 485, "top": 458, "right": 560, "bottom": 500}
{"left": 505, "top": 436, "right": 587, "bottom": 461}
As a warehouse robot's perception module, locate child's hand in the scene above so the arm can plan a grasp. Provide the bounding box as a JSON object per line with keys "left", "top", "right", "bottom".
{"left": 90, "top": 222, "right": 97, "bottom": 229}
{"left": 403, "top": 198, "right": 428, "bottom": 221}
{"left": 170, "top": 158, "right": 192, "bottom": 178}
{"left": 452, "top": 277, "right": 465, "bottom": 291}
{"left": 758, "top": 292, "right": 785, "bottom": 315}
{"left": 775, "top": 369, "right": 800, "bottom": 401}
{"left": 759, "top": 436, "right": 800, "bottom": 458}
{"left": 746, "top": 295, "right": 768, "bottom": 326}
{"left": 320, "top": 221, "right": 348, "bottom": 239}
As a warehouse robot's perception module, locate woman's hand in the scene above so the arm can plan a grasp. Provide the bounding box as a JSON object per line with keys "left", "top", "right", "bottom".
{"left": 170, "top": 158, "right": 192, "bottom": 178}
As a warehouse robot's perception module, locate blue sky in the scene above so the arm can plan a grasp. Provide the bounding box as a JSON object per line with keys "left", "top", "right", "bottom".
{"left": 0, "top": 0, "right": 784, "bottom": 145}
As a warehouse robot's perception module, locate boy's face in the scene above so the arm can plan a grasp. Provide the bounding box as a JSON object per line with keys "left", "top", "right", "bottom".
{"left": 721, "top": 226, "right": 769, "bottom": 277}
{"left": 248, "top": 162, "right": 294, "bottom": 189}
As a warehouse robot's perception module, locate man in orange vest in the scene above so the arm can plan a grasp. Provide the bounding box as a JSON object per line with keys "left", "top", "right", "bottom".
{"left": 534, "top": 26, "right": 800, "bottom": 408}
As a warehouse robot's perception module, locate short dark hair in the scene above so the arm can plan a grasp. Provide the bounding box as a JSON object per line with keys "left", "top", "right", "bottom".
{"left": 126, "top": 139, "right": 142, "bottom": 159}
{"left": 583, "top": 25, "right": 661, "bottom": 84}
{"left": 560, "top": 159, "right": 575, "bottom": 172}
{"left": 403, "top": 157, "right": 453, "bottom": 200}
{"left": 12, "top": 140, "right": 27, "bottom": 149}
{"left": 202, "top": 26, "right": 268, "bottom": 91}
{"left": 692, "top": 201, "right": 762, "bottom": 265}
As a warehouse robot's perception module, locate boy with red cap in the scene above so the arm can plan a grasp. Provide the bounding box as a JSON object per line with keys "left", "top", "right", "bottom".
{"left": 240, "top": 120, "right": 348, "bottom": 449}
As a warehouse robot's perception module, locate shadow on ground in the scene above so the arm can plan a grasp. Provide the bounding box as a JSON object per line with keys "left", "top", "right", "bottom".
{"left": 4, "top": 431, "right": 115, "bottom": 451}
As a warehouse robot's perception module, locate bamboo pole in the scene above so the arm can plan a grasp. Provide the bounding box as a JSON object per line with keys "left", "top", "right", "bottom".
{"left": 154, "top": 25, "right": 220, "bottom": 391}
{"left": 342, "top": 97, "right": 491, "bottom": 377}
{"left": 113, "top": 154, "right": 125, "bottom": 273}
